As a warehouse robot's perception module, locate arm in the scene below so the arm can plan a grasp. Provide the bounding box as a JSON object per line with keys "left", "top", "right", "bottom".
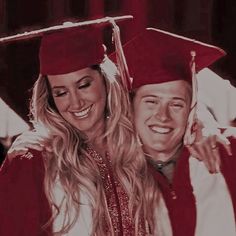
{"left": 7, "top": 130, "right": 52, "bottom": 162}
{"left": 0, "top": 150, "right": 52, "bottom": 235}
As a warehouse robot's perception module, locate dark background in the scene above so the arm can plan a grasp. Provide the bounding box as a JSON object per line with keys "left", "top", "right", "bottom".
{"left": 0, "top": 0, "right": 235, "bottom": 123}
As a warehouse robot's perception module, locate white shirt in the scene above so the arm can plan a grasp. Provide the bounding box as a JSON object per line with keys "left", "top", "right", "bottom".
{"left": 53, "top": 179, "right": 93, "bottom": 235}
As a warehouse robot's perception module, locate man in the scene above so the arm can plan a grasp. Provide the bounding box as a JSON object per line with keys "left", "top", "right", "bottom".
{"left": 123, "top": 28, "right": 236, "bottom": 236}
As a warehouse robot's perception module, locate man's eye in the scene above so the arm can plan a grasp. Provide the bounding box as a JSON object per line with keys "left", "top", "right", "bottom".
{"left": 78, "top": 82, "right": 91, "bottom": 89}
{"left": 171, "top": 103, "right": 184, "bottom": 108}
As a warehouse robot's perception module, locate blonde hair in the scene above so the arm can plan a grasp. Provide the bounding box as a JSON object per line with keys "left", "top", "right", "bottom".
{"left": 30, "top": 57, "right": 148, "bottom": 235}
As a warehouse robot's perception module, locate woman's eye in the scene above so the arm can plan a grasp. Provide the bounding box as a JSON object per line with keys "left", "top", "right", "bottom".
{"left": 145, "top": 100, "right": 157, "bottom": 104}
{"left": 53, "top": 91, "right": 67, "bottom": 97}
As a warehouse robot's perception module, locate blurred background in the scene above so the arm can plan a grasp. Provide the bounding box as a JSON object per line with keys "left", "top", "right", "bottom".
{"left": 0, "top": 0, "right": 236, "bottom": 163}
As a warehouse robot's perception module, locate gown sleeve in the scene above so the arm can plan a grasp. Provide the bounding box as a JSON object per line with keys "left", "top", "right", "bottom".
{"left": 0, "top": 149, "right": 52, "bottom": 236}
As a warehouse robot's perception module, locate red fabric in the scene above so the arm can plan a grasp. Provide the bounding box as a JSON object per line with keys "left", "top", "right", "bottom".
{"left": 0, "top": 146, "right": 147, "bottom": 235}
{"left": 39, "top": 26, "right": 105, "bottom": 75}
{"left": 149, "top": 140, "right": 236, "bottom": 236}
{"left": 149, "top": 147, "right": 196, "bottom": 236}
{"left": 85, "top": 145, "right": 147, "bottom": 235}
{"left": 0, "top": 150, "right": 52, "bottom": 236}
{"left": 120, "top": 28, "right": 226, "bottom": 89}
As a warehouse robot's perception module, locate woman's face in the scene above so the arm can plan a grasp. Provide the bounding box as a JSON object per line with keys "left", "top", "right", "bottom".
{"left": 48, "top": 67, "right": 107, "bottom": 138}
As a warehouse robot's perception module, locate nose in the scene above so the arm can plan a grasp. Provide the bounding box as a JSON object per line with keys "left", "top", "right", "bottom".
{"left": 154, "top": 104, "right": 170, "bottom": 122}
{"left": 69, "top": 90, "right": 84, "bottom": 109}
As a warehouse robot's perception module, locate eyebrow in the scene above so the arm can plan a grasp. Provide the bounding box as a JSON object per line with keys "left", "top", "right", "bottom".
{"left": 141, "top": 95, "right": 186, "bottom": 102}
{"left": 51, "top": 76, "right": 92, "bottom": 90}
{"left": 171, "top": 97, "right": 186, "bottom": 102}
{"left": 141, "top": 95, "right": 158, "bottom": 99}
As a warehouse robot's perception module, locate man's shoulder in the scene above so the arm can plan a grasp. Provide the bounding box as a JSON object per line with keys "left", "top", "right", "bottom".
{"left": 0, "top": 149, "right": 45, "bottom": 185}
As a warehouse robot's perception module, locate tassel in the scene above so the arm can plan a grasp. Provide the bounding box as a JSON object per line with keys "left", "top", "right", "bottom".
{"left": 109, "top": 18, "right": 132, "bottom": 91}
{"left": 184, "top": 51, "right": 198, "bottom": 145}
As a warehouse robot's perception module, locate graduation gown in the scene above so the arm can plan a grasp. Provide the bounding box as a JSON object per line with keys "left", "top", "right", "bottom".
{"left": 0, "top": 150, "right": 52, "bottom": 236}
{"left": 0, "top": 148, "right": 147, "bottom": 235}
{"left": 149, "top": 137, "right": 236, "bottom": 236}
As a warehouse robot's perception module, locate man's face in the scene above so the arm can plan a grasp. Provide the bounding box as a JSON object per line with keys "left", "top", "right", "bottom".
{"left": 133, "top": 80, "right": 192, "bottom": 159}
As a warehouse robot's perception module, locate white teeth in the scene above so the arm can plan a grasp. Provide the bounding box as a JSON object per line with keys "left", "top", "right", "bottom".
{"left": 150, "top": 126, "right": 172, "bottom": 134}
{"left": 73, "top": 106, "right": 92, "bottom": 118}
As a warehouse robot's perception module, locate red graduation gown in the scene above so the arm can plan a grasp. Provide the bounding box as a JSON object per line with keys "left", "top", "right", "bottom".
{"left": 0, "top": 150, "right": 52, "bottom": 236}
{"left": 0, "top": 148, "right": 147, "bottom": 235}
{"left": 149, "top": 137, "right": 236, "bottom": 236}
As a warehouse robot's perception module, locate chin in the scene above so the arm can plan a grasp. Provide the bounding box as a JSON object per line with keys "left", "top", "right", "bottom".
{"left": 149, "top": 137, "right": 173, "bottom": 150}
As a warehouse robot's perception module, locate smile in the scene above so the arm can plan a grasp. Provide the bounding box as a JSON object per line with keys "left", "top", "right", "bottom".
{"left": 149, "top": 125, "right": 172, "bottom": 134}
{"left": 71, "top": 105, "right": 93, "bottom": 119}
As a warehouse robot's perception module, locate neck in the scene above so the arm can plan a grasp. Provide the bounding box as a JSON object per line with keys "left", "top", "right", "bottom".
{"left": 85, "top": 118, "right": 105, "bottom": 139}
{"left": 143, "top": 142, "right": 183, "bottom": 163}
{"left": 85, "top": 119, "right": 107, "bottom": 155}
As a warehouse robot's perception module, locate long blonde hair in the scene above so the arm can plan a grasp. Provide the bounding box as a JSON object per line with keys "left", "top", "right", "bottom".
{"left": 30, "top": 57, "right": 148, "bottom": 235}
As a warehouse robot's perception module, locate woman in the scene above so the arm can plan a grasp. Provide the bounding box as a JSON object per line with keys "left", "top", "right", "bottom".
{"left": 0, "top": 24, "right": 151, "bottom": 235}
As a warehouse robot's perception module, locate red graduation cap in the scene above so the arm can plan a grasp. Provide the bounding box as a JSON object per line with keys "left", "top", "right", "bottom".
{"left": 39, "top": 26, "right": 105, "bottom": 75}
{"left": 36, "top": 16, "right": 133, "bottom": 76}
{"left": 0, "top": 15, "right": 133, "bottom": 89}
{"left": 121, "top": 27, "right": 226, "bottom": 89}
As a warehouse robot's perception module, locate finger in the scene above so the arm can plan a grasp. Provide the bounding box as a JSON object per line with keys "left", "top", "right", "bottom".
{"left": 214, "top": 148, "right": 221, "bottom": 173}
{"left": 184, "top": 132, "right": 196, "bottom": 146}
{"left": 194, "top": 137, "right": 218, "bottom": 173}
{"left": 204, "top": 135, "right": 220, "bottom": 173}
{"left": 194, "top": 120, "right": 204, "bottom": 141}
{"left": 21, "top": 152, "right": 34, "bottom": 160}
{"left": 199, "top": 135, "right": 219, "bottom": 173}
{"left": 202, "top": 144, "right": 218, "bottom": 173}
{"left": 215, "top": 135, "right": 232, "bottom": 156}
{"left": 7, "top": 148, "right": 29, "bottom": 161}
{"left": 222, "top": 127, "right": 236, "bottom": 138}
{"left": 208, "top": 146, "right": 220, "bottom": 173}
{"left": 186, "top": 144, "right": 203, "bottom": 161}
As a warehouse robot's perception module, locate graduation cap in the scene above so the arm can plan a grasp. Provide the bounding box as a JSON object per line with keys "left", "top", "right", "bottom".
{"left": 39, "top": 26, "right": 105, "bottom": 75}
{"left": 121, "top": 27, "right": 226, "bottom": 144}
{"left": 0, "top": 16, "right": 133, "bottom": 89}
{"left": 121, "top": 27, "right": 226, "bottom": 89}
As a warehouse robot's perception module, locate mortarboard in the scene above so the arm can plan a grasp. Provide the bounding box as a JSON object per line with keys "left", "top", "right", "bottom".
{"left": 39, "top": 26, "right": 105, "bottom": 75}
{"left": 0, "top": 16, "right": 133, "bottom": 89}
{"left": 121, "top": 27, "right": 226, "bottom": 89}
